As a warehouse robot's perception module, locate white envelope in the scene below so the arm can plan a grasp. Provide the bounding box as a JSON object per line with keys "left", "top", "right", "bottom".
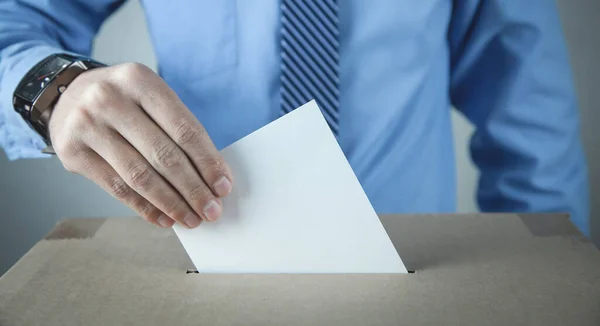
{"left": 174, "top": 100, "right": 407, "bottom": 273}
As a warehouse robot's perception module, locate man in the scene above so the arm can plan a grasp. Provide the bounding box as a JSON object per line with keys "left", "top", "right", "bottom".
{"left": 0, "top": 1, "right": 590, "bottom": 234}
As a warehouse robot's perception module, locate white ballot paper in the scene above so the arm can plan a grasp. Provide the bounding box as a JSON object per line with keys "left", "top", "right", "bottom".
{"left": 173, "top": 100, "right": 407, "bottom": 273}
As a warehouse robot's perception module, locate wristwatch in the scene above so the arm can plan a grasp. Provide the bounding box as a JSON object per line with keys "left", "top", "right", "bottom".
{"left": 13, "top": 53, "right": 105, "bottom": 154}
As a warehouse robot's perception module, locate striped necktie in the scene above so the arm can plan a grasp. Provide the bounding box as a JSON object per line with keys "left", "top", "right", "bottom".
{"left": 280, "top": 0, "right": 340, "bottom": 135}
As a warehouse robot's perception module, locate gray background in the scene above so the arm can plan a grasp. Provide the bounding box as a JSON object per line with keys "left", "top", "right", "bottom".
{"left": 1, "top": 0, "right": 598, "bottom": 275}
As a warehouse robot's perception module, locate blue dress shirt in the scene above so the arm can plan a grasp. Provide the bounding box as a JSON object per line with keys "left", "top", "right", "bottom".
{"left": 0, "top": 1, "right": 590, "bottom": 234}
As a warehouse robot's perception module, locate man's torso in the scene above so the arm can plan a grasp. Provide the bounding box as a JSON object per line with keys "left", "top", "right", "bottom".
{"left": 140, "top": 0, "right": 457, "bottom": 213}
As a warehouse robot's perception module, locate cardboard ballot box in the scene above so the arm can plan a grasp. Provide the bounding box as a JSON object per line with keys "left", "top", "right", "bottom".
{"left": 1, "top": 213, "right": 599, "bottom": 325}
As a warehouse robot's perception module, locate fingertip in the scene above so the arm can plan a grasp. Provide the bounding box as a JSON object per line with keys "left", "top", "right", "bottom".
{"left": 213, "top": 175, "right": 232, "bottom": 197}
{"left": 202, "top": 199, "right": 222, "bottom": 222}
{"left": 157, "top": 214, "right": 175, "bottom": 228}
{"left": 183, "top": 213, "right": 203, "bottom": 228}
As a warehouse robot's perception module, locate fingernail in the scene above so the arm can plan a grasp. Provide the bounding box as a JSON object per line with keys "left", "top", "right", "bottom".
{"left": 157, "top": 214, "right": 173, "bottom": 228}
{"left": 213, "top": 176, "right": 232, "bottom": 197}
{"left": 203, "top": 199, "right": 221, "bottom": 222}
{"left": 184, "top": 214, "right": 202, "bottom": 228}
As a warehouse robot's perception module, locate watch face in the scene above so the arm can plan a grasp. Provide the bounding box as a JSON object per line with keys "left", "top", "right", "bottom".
{"left": 19, "top": 56, "right": 71, "bottom": 102}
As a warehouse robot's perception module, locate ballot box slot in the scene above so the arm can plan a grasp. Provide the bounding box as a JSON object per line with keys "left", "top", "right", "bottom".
{"left": 185, "top": 269, "right": 416, "bottom": 274}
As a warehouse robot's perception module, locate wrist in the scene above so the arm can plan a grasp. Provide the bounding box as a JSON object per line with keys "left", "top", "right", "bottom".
{"left": 12, "top": 53, "right": 105, "bottom": 152}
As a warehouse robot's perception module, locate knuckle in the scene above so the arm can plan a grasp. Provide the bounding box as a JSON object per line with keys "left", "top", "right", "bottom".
{"left": 173, "top": 119, "right": 200, "bottom": 145}
{"left": 211, "top": 157, "right": 227, "bottom": 173}
{"left": 117, "top": 62, "right": 151, "bottom": 81}
{"left": 61, "top": 159, "right": 78, "bottom": 174}
{"left": 52, "top": 134, "right": 75, "bottom": 156}
{"left": 198, "top": 155, "right": 226, "bottom": 175}
{"left": 67, "top": 107, "right": 96, "bottom": 131}
{"left": 188, "top": 184, "right": 211, "bottom": 202}
{"left": 135, "top": 199, "right": 155, "bottom": 219}
{"left": 163, "top": 199, "right": 183, "bottom": 217}
{"left": 154, "top": 142, "right": 182, "bottom": 169}
{"left": 52, "top": 130, "right": 85, "bottom": 158}
{"left": 139, "top": 214, "right": 154, "bottom": 223}
{"left": 83, "top": 81, "right": 114, "bottom": 106}
{"left": 126, "top": 162, "right": 153, "bottom": 190}
{"left": 109, "top": 177, "right": 131, "bottom": 199}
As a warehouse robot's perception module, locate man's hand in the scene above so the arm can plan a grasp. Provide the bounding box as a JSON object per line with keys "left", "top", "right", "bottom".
{"left": 49, "top": 63, "right": 233, "bottom": 229}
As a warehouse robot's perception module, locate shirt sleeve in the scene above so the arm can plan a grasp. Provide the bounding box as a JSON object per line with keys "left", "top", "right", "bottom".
{"left": 0, "top": 0, "right": 124, "bottom": 160}
{"left": 448, "top": 1, "right": 590, "bottom": 235}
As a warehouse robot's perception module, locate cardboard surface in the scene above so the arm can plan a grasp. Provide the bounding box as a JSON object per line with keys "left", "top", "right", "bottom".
{"left": 0, "top": 214, "right": 599, "bottom": 325}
